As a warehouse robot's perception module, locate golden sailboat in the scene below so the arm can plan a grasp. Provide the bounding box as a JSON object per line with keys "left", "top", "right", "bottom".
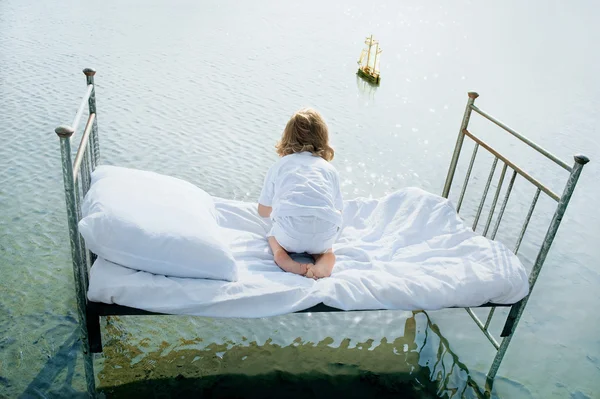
{"left": 357, "top": 34, "right": 382, "bottom": 84}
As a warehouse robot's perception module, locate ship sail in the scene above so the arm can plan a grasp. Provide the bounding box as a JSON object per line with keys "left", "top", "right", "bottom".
{"left": 373, "top": 46, "right": 382, "bottom": 73}
{"left": 367, "top": 50, "right": 376, "bottom": 70}
{"left": 358, "top": 49, "right": 366, "bottom": 66}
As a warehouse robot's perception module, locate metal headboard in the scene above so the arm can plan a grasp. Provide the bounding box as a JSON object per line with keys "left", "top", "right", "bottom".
{"left": 441, "top": 92, "right": 589, "bottom": 391}
{"left": 54, "top": 68, "right": 99, "bottom": 396}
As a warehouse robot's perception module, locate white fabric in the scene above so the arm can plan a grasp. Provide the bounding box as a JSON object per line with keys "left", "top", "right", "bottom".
{"left": 269, "top": 215, "right": 339, "bottom": 254}
{"left": 259, "top": 152, "right": 343, "bottom": 226}
{"left": 88, "top": 188, "right": 529, "bottom": 317}
{"left": 80, "top": 166, "right": 238, "bottom": 281}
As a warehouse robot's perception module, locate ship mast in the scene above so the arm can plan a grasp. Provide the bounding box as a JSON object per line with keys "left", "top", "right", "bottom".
{"left": 366, "top": 35, "right": 373, "bottom": 71}
{"left": 373, "top": 43, "right": 379, "bottom": 74}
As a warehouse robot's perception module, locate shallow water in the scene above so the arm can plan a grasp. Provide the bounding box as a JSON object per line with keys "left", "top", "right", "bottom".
{"left": 0, "top": 0, "right": 599, "bottom": 397}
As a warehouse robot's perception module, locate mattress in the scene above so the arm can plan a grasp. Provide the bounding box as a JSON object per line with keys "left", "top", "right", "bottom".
{"left": 87, "top": 188, "right": 529, "bottom": 317}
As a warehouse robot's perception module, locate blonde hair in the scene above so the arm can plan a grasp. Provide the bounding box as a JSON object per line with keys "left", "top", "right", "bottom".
{"left": 276, "top": 108, "right": 334, "bottom": 161}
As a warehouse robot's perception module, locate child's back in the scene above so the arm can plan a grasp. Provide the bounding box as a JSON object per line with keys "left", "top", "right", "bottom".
{"left": 259, "top": 151, "right": 343, "bottom": 227}
{"left": 258, "top": 108, "right": 342, "bottom": 279}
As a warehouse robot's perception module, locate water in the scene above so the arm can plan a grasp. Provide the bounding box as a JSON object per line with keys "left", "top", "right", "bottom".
{"left": 1, "top": 0, "right": 598, "bottom": 397}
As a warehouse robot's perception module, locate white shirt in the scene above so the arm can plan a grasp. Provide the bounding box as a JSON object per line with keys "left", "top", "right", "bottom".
{"left": 259, "top": 152, "right": 343, "bottom": 226}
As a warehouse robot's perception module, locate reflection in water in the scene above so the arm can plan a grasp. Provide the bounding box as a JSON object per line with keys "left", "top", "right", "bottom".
{"left": 14, "top": 310, "right": 534, "bottom": 398}
{"left": 355, "top": 75, "right": 379, "bottom": 101}
{"left": 21, "top": 330, "right": 82, "bottom": 398}
{"left": 416, "top": 315, "right": 485, "bottom": 399}
{"left": 84, "top": 311, "right": 485, "bottom": 398}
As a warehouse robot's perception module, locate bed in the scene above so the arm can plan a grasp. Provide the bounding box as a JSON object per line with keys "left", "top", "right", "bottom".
{"left": 55, "top": 69, "right": 589, "bottom": 397}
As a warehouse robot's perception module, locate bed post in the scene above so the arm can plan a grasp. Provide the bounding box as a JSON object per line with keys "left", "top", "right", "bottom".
{"left": 442, "top": 92, "right": 479, "bottom": 198}
{"left": 83, "top": 68, "right": 99, "bottom": 268}
{"left": 87, "top": 307, "right": 103, "bottom": 353}
{"left": 83, "top": 68, "right": 99, "bottom": 169}
{"left": 484, "top": 154, "right": 589, "bottom": 394}
{"left": 55, "top": 125, "right": 97, "bottom": 397}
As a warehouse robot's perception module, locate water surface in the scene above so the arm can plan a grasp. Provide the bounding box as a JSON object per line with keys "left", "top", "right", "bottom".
{"left": 0, "top": 0, "right": 598, "bottom": 397}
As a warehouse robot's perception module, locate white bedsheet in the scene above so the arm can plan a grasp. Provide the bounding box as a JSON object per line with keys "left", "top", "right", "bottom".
{"left": 87, "top": 188, "right": 529, "bottom": 317}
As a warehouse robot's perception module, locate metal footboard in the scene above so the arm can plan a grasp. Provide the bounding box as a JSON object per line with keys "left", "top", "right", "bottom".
{"left": 442, "top": 92, "right": 589, "bottom": 394}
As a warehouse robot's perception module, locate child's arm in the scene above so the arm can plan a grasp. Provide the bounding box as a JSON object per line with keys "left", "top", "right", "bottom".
{"left": 258, "top": 204, "right": 272, "bottom": 218}
{"left": 258, "top": 165, "right": 276, "bottom": 218}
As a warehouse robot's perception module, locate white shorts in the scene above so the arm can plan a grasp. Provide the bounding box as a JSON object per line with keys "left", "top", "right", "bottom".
{"left": 268, "top": 216, "right": 340, "bottom": 254}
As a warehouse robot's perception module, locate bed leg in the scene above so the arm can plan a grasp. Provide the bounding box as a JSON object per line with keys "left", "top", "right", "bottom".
{"left": 87, "top": 307, "right": 103, "bottom": 353}
{"left": 484, "top": 301, "right": 524, "bottom": 395}
{"left": 500, "top": 301, "right": 522, "bottom": 337}
{"left": 485, "top": 335, "right": 511, "bottom": 395}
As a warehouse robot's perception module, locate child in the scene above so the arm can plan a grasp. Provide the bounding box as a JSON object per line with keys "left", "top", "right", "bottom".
{"left": 258, "top": 108, "right": 343, "bottom": 279}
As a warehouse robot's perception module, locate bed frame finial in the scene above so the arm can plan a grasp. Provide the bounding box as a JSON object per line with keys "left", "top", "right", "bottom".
{"left": 468, "top": 92, "right": 479, "bottom": 99}
{"left": 55, "top": 125, "right": 75, "bottom": 138}
{"left": 83, "top": 68, "right": 96, "bottom": 77}
{"left": 574, "top": 154, "right": 590, "bottom": 165}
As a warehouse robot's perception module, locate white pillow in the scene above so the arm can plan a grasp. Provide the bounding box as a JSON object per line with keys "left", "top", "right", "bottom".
{"left": 79, "top": 166, "right": 238, "bottom": 281}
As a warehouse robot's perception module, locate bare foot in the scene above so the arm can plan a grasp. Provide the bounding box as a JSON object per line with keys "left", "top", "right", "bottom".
{"left": 269, "top": 236, "right": 311, "bottom": 276}
{"left": 305, "top": 267, "right": 315, "bottom": 279}
{"left": 273, "top": 248, "right": 309, "bottom": 275}
{"left": 301, "top": 264, "right": 315, "bottom": 278}
{"left": 307, "top": 251, "right": 335, "bottom": 279}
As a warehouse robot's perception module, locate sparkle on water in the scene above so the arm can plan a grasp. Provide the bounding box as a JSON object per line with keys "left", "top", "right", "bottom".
{"left": 0, "top": 0, "right": 598, "bottom": 398}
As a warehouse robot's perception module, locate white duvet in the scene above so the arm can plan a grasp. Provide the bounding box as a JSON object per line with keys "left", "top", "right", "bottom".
{"left": 87, "top": 188, "right": 529, "bottom": 317}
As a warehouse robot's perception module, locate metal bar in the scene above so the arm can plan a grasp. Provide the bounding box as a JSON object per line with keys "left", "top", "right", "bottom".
{"left": 72, "top": 113, "right": 96, "bottom": 182}
{"left": 490, "top": 170, "right": 517, "bottom": 240}
{"left": 465, "top": 307, "right": 500, "bottom": 349}
{"left": 81, "top": 138, "right": 95, "bottom": 271}
{"left": 83, "top": 68, "right": 99, "bottom": 168}
{"left": 470, "top": 105, "right": 572, "bottom": 172}
{"left": 514, "top": 188, "right": 541, "bottom": 253}
{"left": 83, "top": 69, "right": 99, "bottom": 267}
{"left": 456, "top": 143, "right": 479, "bottom": 213}
{"left": 71, "top": 84, "right": 94, "bottom": 137}
{"left": 485, "top": 335, "right": 510, "bottom": 393}
{"left": 473, "top": 157, "right": 498, "bottom": 230}
{"left": 88, "top": 300, "right": 510, "bottom": 318}
{"left": 81, "top": 140, "right": 91, "bottom": 195}
{"left": 487, "top": 154, "right": 590, "bottom": 393}
{"left": 484, "top": 307, "right": 496, "bottom": 330}
{"left": 526, "top": 155, "right": 589, "bottom": 289}
{"left": 483, "top": 163, "right": 507, "bottom": 237}
{"left": 76, "top": 148, "right": 92, "bottom": 292}
{"left": 54, "top": 126, "right": 96, "bottom": 397}
{"left": 72, "top": 174, "right": 90, "bottom": 295}
{"left": 442, "top": 92, "right": 479, "bottom": 198}
{"left": 464, "top": 129, "right": 560, "bottom": 201}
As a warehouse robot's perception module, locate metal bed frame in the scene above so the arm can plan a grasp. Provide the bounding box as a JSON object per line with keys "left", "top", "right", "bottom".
{"left": 55, "top": 69, "right": 588, "bottom": 397}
